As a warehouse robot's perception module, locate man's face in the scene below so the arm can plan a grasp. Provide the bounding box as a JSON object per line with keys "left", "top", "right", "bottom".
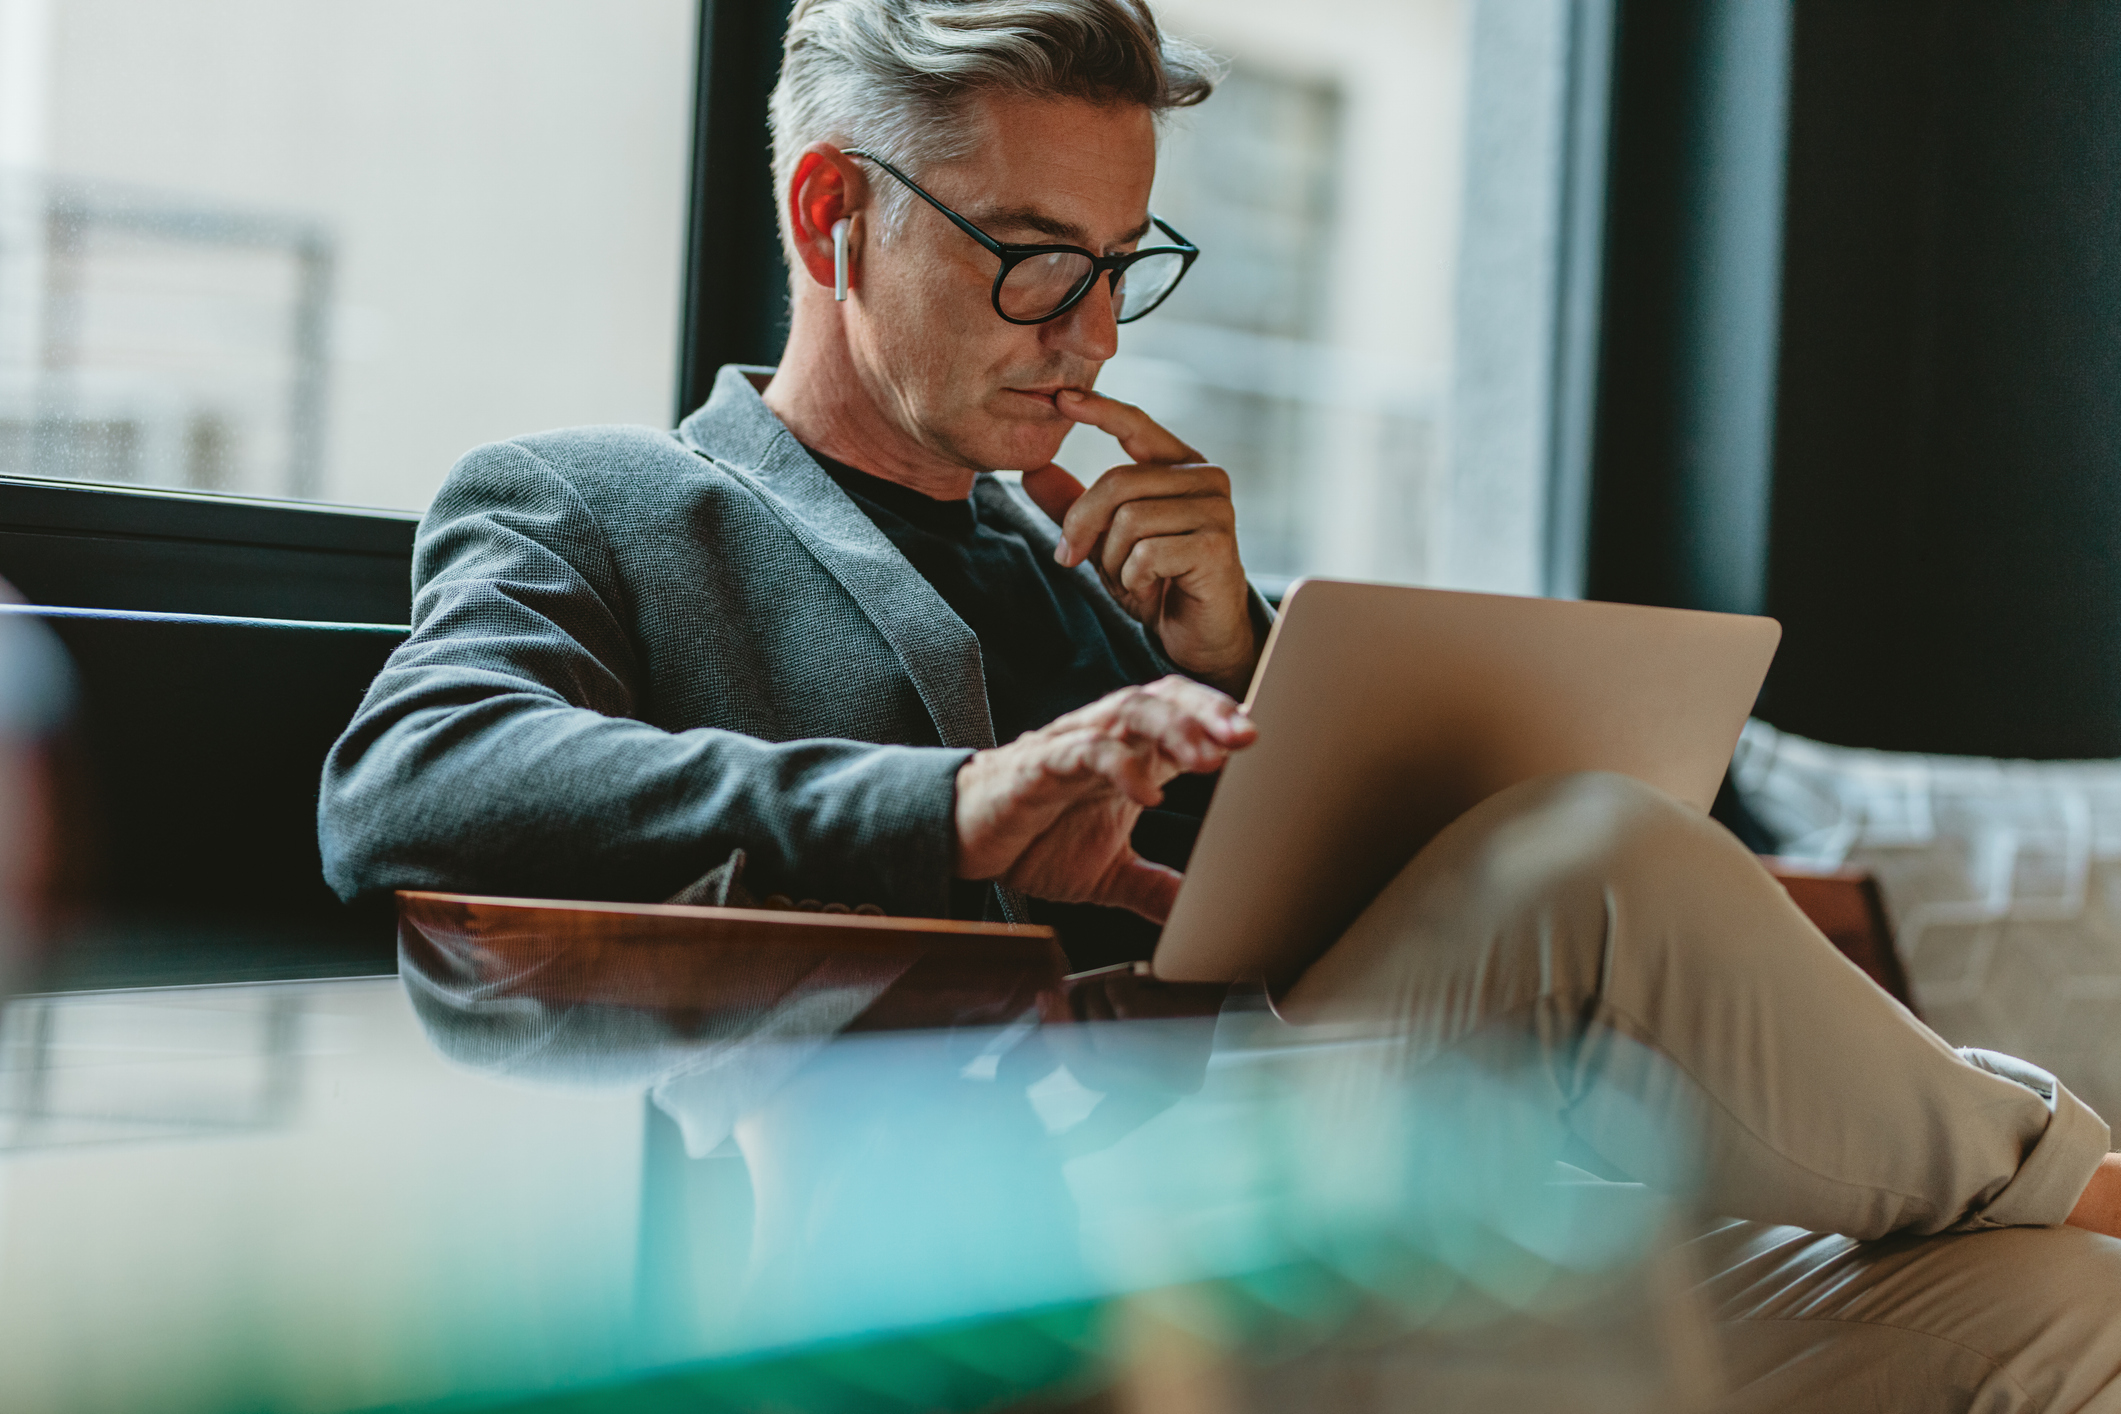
{"left": 848, "top": 92, "right": 1157, "bottom": 474}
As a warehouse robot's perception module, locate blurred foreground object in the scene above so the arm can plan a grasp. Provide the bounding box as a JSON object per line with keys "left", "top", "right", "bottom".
{"left": 0, "top": 587, "right": 72, "bottom": 996}
{"left": 392, "top": 889, "right": 1717, "bottom": 1413}
{"left": 0, "top": 958, "right": 1719, "bottom": 1412}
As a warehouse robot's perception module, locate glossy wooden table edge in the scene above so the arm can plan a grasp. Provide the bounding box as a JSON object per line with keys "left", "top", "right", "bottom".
{"left": 395, "top": 890, "right": 1060, "bottom": 939}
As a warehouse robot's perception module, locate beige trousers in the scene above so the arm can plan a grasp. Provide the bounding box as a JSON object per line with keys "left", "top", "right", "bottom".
{"left": 1282, "top": 771, "right": 2121, "bottom": 1412}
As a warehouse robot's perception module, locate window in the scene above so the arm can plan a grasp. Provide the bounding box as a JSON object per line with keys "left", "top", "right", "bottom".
{"left": 1057, "top": 0, "right": 1598, "bottom": 597}
{"left": 0, "top": 0, "right": 696, "bottom": 510}
{"left": 0, "top": 0, "right": 1601, "bottom": 597}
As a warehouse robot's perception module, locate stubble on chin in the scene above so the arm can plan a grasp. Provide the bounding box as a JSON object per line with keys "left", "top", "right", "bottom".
{"left": 989, "top": 390, "right": 1081, "bottom": 471}
{"left": 909, "top": 379, "right": 1064, "bottom": 473}
{"left": 989, "top": 360, "right": 1099, "bottom": 461}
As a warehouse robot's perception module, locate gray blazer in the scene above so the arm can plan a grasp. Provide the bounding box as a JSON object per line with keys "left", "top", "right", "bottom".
{"left": 320, "top": 365, "right": 1218, "bottom": 922}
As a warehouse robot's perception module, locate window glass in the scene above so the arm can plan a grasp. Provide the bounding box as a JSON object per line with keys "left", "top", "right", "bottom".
{"left": 1061, "top": 0, "right": 1569, "bottom": 596}
{"left": 0, "top": 0, "right": 695, "bottom": 510}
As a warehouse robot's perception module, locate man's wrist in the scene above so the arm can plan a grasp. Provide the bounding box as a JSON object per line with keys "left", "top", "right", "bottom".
{"left": 951, "top": 744, "right": 1008, "bottom": 881}
{"left": 1165, "top": 624, "right": 1262, "bottom": 699}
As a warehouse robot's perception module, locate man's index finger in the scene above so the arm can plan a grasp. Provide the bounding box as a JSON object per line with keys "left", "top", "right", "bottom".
{"left": 1058, "top": 388, "right": 1200, "bottom": 464}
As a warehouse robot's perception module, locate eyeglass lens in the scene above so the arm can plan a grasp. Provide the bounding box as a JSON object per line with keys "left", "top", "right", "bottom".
{"left": 997, "top": 251, "right": 1095, "bottom": 320}
{"left": 1114, "top": 251, "right": 1187, "bottom": 321}
{"left": 997, "top": 249, "right": 1190, "bottom": 322}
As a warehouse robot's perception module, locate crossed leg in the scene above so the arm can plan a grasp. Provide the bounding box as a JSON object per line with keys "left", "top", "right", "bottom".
{"left": 1280, "top": 771, "right": 2121, "bottom": 1409}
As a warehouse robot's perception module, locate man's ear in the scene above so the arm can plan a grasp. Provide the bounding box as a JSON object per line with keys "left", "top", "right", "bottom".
{"left": 787, "top": 145, "right": 864, "bottom": 295}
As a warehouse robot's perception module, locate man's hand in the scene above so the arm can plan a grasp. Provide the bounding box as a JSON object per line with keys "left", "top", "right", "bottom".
{"left": 1022, "top": 390, "right": 1260, "bottom": 698}
{"left": 955, "top": 677, "right": 1256, "bottom": 925}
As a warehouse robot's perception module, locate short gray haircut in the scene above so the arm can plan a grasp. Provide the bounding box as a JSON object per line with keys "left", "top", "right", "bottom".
{"left": 769, "top": 0, "right": 1219, "bottom": 246}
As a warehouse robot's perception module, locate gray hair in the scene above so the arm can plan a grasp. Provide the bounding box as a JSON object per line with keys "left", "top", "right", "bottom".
{"left": 769, "top": 0, "right": 1219, "bottom": 246}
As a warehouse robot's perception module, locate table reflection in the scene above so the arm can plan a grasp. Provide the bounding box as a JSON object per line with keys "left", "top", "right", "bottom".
{"left": 0, "top": 894, "right": 1715, "bottom": 1414}
{"left": 395, "top": 892, "right": 1712, "bottom": 1411}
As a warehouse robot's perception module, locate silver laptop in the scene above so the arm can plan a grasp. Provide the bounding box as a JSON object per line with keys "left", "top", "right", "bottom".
{"left": 1152, "top": 579, "right": 1781, "bottom": 991}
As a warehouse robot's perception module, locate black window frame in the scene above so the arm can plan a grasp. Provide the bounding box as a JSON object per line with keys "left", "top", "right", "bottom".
{"left": 677, "top": 0, "right": 798, "bottom": 418}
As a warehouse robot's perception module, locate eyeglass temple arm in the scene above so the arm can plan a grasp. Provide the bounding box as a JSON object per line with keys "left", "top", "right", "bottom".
{"left": 841, "top": 149, "right": 1006, "bottom": 256}
{"left": 848, "top": 148, "right": 1191, "bottom": 260}
{"left": 1151, "top": 215, "right": 1198, "bottom": 253}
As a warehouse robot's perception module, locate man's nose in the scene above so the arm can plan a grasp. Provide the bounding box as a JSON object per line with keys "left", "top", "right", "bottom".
{"left": 1044, "top": 275, "right": 1120, "bottom": 362}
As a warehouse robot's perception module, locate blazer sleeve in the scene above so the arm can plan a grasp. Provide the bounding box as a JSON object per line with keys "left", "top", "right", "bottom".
{"left": 318, "top": 440, "right": 969, "bottom": 916}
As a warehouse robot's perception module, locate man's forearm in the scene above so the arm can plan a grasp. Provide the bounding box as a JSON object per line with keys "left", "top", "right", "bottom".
{"left": 323, "top": 683, "right": 969, "bottom": 916}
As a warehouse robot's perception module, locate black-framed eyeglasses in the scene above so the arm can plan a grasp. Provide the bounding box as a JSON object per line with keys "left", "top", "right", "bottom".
{"left": 844, "top": 148, "right": 1199, "bottom": 326}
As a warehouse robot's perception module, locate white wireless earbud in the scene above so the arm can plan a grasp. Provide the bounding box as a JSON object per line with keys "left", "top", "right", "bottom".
{"left": 832, "top": 218, "right": 851, "bottom": 301}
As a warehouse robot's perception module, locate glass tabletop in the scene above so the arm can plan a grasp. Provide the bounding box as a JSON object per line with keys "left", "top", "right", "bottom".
{"left": 0, "top": 898, "right": 1708, "bottom": 1414}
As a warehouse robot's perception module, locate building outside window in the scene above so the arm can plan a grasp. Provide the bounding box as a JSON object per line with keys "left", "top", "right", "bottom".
{"left": 1060, "top": 0, "right": 1463, "bottom": 593}
{"left": 1060, "top": 0, "right": 1581, "bottom": 598}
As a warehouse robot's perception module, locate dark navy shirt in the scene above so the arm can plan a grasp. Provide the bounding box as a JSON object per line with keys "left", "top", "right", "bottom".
{"left": 813, "top": 452, "right": 1212, "bottom": 968}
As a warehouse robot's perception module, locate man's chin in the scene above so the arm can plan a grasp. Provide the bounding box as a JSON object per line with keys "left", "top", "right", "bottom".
{"left": 985, "top": 393, "right": 1080, "bottom": 469}
{"left": 945, "top": 408, "right": 1071, "bottom": 472}
{"left": 993, "top": 426, "right": 1073, "bottom": 474}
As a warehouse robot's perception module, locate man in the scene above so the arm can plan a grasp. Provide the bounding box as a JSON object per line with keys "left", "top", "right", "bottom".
{"left": 322, "top": 1, "right": 2121, "bottom": 1406}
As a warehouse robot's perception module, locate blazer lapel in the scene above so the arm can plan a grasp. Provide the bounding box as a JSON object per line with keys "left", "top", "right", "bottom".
{"left": 678, "top": 366, "right": 997, "bottom": 753}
